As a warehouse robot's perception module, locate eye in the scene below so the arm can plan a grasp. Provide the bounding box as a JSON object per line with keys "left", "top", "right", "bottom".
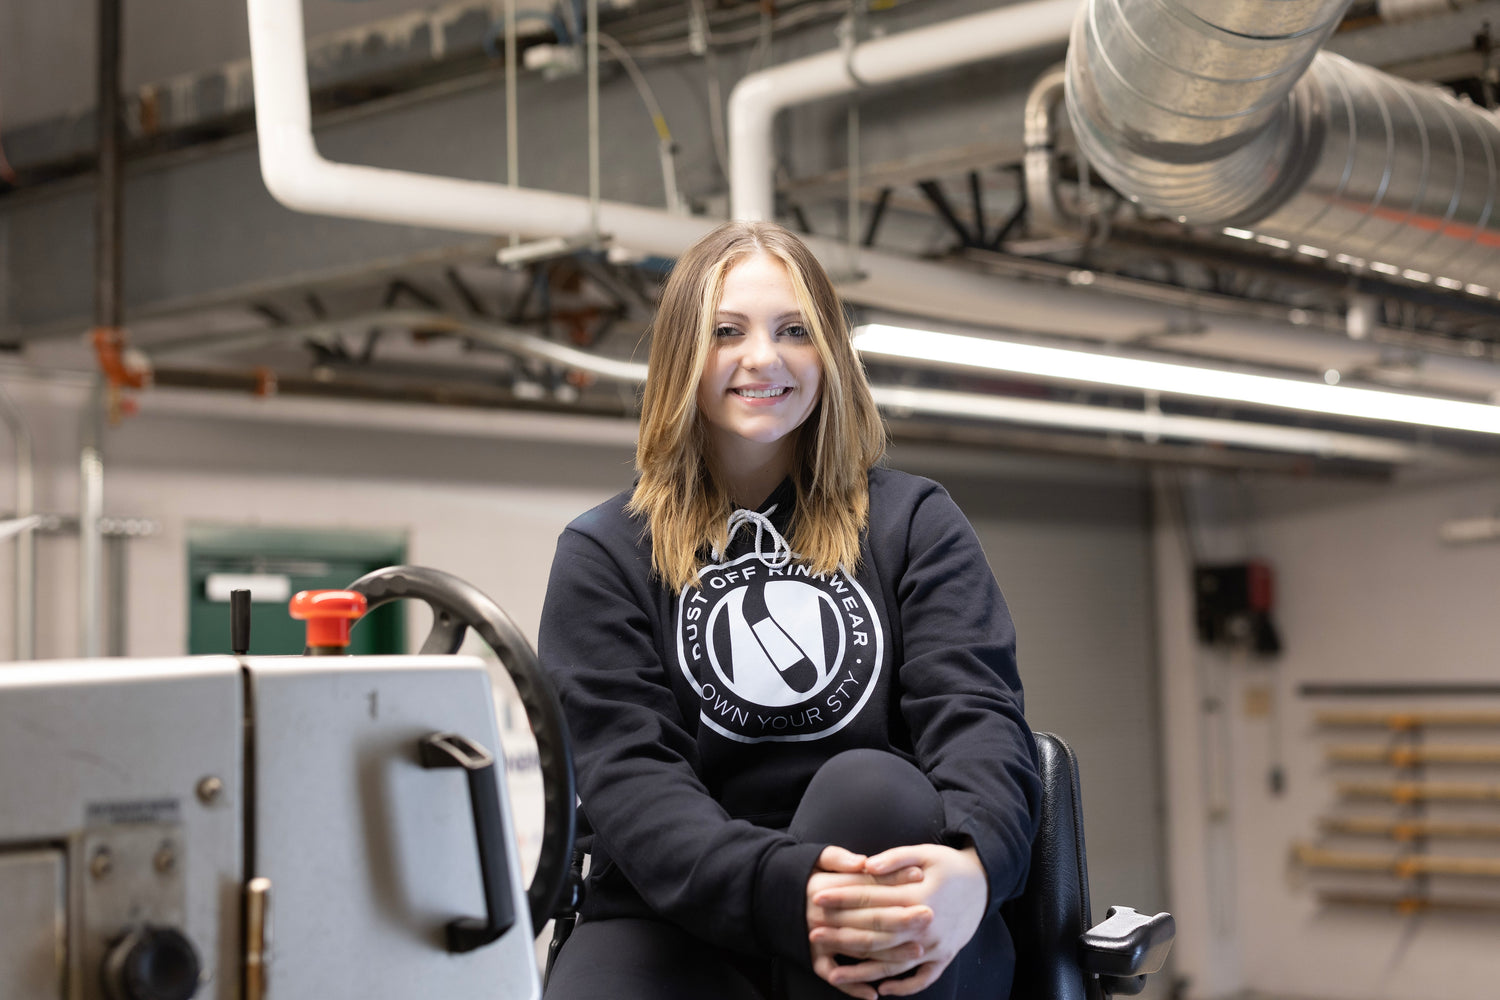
{"left": 714, "top": 324, "right": 741, "bottom": 338}
{"left": 780, "top": 324, "right": 810, "bottom": 339}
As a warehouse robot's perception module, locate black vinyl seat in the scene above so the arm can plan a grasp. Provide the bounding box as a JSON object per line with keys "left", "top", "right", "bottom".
{"left": 545, "top": 731, "right": 1174, "bottom": 999}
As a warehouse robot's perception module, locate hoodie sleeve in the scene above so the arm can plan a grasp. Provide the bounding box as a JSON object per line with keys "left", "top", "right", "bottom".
{"left": 538, "top": 526, "right": 827, "bottom": 965}
{"left": 892, "top": 484, "right": 1042, "bottom": 911}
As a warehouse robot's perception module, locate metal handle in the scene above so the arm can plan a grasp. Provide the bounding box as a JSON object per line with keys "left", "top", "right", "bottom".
{"left": 347, "top": 565, "right": 576, "bottom": 934}
{"left": 419, "top": 732, "right": 518, "bottom": 953}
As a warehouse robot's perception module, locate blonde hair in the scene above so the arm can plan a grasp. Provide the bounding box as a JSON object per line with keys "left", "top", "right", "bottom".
{"left": 628, "top": 221, "right": 886, "bottom": 592}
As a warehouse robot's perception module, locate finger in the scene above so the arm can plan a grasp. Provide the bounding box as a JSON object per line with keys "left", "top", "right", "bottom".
{"left": 875, "top": 959, "right": 949, "bottom": 996}
{"left": 864, "top": 845, "right": 936, "bottom": 876}
{"left": 819, "top": 845, "right": 868, "bottom": 873}
{"left": 811, "top": 956, "right": 879, "bottom": 1000}
{"left": 811, "top": 926, "right": 927, "bottom": 960}
{"left": 810, "top": 872, "right": 879, "bottom": 892}
{"left": 810, "top": 922, "right": 925, "bottom": 957}
{"left": 814, "top": 883, "right": 921, "bottom": 910}
{"left": 813, "top": 905, "right": 933, "bottom": 935}
{"left": 872, "top": 866, "right": 924, "bottom": 886}
{"left": 823, "top": 954, "right": 928, "bottom": 988}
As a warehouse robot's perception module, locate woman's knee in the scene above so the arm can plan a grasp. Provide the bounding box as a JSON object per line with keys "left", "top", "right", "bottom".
{"left": 789, "top": 749, "right": 945, "bottom": 853}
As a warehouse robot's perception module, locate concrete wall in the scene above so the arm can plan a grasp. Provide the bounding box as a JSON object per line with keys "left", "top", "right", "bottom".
{"left": 1156, "top": 466, "right": 1500, "bottom": 1000}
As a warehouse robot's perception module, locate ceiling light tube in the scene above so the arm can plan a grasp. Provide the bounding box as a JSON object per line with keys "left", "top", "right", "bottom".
{"left": 854, "top": 324, "right": 1500, "bottom": 436}
{"left": 869, "top": 387, "right": 1417, "bottom": 463}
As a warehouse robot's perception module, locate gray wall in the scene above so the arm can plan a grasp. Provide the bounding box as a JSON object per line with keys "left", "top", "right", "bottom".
{"left": 1155, "top": 466, "right": 1500, "bottom": 1000}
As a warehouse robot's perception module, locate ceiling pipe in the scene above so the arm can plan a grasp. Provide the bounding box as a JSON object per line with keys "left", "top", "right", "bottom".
{"left": 245, "top": 0, "right": 1500, "bottom": 410}
{"left": 0, "top": 386, "right": 35, "bottom": 661}
{"left": 81, "top": 0, "right": 124, "bottom": 660}
{"left": 725, "top": 0, "right": 1079, "bottom": 222}
{"left": 1066, "top": 0, "right": 1500, "bottom": 293}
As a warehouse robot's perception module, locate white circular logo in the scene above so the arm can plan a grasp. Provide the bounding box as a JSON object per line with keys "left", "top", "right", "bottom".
{"left": 676, "top": 552, "right": 882, "bottom": 743}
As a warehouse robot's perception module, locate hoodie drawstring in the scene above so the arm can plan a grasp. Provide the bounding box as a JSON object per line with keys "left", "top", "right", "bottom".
{"left": 711, "top": 506, "right": 793, "bottom": 568}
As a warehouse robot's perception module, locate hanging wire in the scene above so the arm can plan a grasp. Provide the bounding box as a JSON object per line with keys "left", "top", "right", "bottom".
{"left": 587, "top": 0, "right": 600, "bottom": 238}
{"left": 504, "top": 0, "right": 520, "bottom": 246}
{"left": 687, "top": 0, "right": 731, "bottom": 184}
{"left": 597, "top": 32, "right": 684, "bottom": 211}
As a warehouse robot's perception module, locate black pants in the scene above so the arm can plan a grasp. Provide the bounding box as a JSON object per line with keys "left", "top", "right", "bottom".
{"left": 544, "top": 749, "right": 1015, "bottom": 1000}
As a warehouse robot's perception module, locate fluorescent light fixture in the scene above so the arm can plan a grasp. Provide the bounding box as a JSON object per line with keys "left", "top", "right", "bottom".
{"left": 870, "top": 386, "right": 1416, "bottom": 462}
{"left": 853, "top": 324, "right": 1500, "bottom": 436}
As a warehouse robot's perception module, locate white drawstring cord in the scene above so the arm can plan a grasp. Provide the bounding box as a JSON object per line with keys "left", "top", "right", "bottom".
{"left": 710, "top": 506, "right": 793, "bottom": 567}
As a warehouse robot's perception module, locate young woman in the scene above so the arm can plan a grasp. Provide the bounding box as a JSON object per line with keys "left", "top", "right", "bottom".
{"left": 539, "top": 221, "right": 1040, "bottom": 1000}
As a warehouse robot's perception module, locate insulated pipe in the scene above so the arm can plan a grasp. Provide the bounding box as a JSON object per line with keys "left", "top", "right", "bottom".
{"left": 726, "top": 0, "right": 1079, "bottom": 221}
{"left": 0, "top": 385, "right": 35, "bottom": 661}
{"left": 1066, "top": 0, "right": 1500, "bottom": 292}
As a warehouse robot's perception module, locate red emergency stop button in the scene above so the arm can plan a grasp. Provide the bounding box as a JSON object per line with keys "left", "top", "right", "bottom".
{"left": 289, "top": 590, "right": 367, "bottom": 652}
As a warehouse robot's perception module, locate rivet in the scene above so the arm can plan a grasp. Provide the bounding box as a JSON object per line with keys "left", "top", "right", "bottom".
{"left": 197, "top": 776, "right": 224, "bottom": 805}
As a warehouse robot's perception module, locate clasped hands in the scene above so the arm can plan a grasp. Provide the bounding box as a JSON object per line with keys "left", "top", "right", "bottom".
{"left": 805, "top": 843, "right": 988, "bottom": 999}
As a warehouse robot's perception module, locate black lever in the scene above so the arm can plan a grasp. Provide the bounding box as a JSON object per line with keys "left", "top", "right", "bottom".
{"left": 230, "top": 590, "right": 251, "bottom": 655}
{"left": 419, "top": 732, "right": 517, "bottom": 953}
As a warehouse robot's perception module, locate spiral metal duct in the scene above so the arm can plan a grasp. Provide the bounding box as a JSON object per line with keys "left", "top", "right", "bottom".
{"left": 1065, "top": 0, "right": 1500, "bottom": 293}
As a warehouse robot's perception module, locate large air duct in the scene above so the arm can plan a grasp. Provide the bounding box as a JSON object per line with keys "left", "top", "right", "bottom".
{"left": 1066, "top": 0, "right": 1500, "bottom": 293}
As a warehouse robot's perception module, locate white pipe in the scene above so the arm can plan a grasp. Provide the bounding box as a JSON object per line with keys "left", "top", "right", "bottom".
{"left": 247, "top": 0, "right": 714, "bottom": 257}
{"left": 245, "top": 0, "right": 1500, "bottom": 404}
{"left": 79, "top": 386, "right": 105, "bottom": 659}
{"left": 0, "top": 386, "right": 35, "bottom": 661}
{"left": 727, "top": 0, "right": 1079, "bottom": 221}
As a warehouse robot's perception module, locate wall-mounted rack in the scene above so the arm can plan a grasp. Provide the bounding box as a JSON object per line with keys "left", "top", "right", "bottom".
{"left": 1294, "top": 843, "right": 1500, "bottom": 879}
{"left": 1326, "top": 744, "right": 1500, "bottom": 766}
{"left": 1337, "top": 780, "right": 1500, "bottom": 804}
{"left": 1318, "top": 817, "right": 1500, "bottom": 842}
{"left": 1314, "top": 709, "right": 1500, "bottom": 729}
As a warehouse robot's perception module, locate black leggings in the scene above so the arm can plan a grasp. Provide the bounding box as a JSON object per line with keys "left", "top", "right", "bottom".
{"left": 544, "top": 749, "right": 1015, "bottom": 1000}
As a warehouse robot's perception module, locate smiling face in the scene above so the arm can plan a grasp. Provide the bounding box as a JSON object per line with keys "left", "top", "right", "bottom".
{"left": 695, "top": 251, "right": 824, "bottom": 486}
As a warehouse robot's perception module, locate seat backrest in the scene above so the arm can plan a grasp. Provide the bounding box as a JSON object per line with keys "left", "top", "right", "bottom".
{"left": 1001, "top": 731, "right": 1102, "bottom": 1000}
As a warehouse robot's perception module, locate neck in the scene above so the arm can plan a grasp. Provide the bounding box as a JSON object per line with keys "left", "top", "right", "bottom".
{"left": 712, "top": 436, "right": 795, "bottom": 509}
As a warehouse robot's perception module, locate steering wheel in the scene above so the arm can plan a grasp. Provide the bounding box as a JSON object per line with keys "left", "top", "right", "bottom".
{"left": 347, "top": 565, "right": 576, "bottom": 937}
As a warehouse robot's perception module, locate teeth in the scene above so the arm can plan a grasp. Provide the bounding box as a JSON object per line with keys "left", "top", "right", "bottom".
{"left": 736, "top": 387, "right": 787, "bottom": 399}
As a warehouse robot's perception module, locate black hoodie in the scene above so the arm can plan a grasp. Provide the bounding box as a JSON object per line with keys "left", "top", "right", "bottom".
{"left": 538, "top": 467, "right": 1041, "bottom": 970}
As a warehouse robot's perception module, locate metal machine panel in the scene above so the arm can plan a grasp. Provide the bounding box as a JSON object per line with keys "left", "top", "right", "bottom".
{"left": 247, "top": 654, "right": 540, "bottom": 1000}
{"left": 0, "top": 848, "right": 66, "bottom": 998}
{"left": 0, "top": 657, "right": 244, "bottom": 998}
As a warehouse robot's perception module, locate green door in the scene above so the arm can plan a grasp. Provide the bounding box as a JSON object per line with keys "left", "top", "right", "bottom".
{"left": 187, "top": 526, "right": 407, "bottom": 656}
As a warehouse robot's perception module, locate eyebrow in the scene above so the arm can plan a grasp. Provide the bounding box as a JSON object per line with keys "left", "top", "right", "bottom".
{"left": 715, "top": 310, "right": 805, "bottom": 323}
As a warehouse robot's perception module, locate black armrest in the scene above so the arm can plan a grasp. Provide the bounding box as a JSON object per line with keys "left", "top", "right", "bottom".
{"left": 1080, "top": 905, "right": 1175, "bottom": 979}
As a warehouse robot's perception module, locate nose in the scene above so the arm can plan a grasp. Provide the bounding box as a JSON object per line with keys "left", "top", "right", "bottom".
{"left": 740, "top": 328, "right": 780, "bottom": 371}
